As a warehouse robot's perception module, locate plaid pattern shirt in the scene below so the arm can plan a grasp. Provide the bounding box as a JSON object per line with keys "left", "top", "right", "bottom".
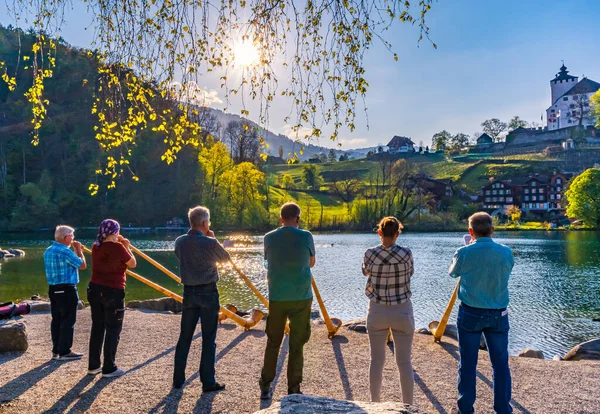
{"left": 43, "top": 242, "right": 83, "bottom": 285}
{"left": 362, "top": 244, "right": 414, "bottom": 304}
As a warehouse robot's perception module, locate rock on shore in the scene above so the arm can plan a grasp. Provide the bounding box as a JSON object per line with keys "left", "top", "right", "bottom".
{"left": 563, "top": 338, "right": 600, "bottom": 361}
{"left": 518, "top": 348, "right": 545, "bottom": 359}
{"left": 0, "top": 320, "right": 28, "bottom": 352}
{"left": 254, "top": 394, "right": 425, "bottom": 414}
{"left": 21, "top": 300, "right": 85, "bottom": 313}
{"left": 126, "top": 297, "right": 183, "bottom": 313}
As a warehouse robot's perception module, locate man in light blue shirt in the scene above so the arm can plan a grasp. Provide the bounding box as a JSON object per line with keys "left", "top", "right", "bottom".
{"left": 44, "top": 225, "right": 86, "bottom": 361}
{"left": 448, "top": 212, "right": 514, "bottom": 414}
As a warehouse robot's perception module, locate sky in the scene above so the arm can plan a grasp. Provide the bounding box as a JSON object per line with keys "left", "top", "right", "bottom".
{"left": 2, "top": 0, "right": 600, "bottom": 150}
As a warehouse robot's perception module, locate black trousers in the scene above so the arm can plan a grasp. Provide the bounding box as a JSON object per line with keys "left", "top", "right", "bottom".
{"left": 87, "top": 283, "right": 125, "bottom": 374}
{"left": 173, "top": 283, "right": 220, "bottom": 388}
{"left": 259, "top": 298, "right": 312, "bottom": 393}
{"left": 49, "top": 284, "right": 79, "bottom": 356}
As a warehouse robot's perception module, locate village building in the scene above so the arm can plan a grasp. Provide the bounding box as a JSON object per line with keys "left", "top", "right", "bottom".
{"left": 481, "top": 180, "right": 517, "bottom": 211}
{"left": 480, "top": 172, "right": 573, "bottom": 216}
{"left": 386, "top": 136, "right": 414, "bottom": 153}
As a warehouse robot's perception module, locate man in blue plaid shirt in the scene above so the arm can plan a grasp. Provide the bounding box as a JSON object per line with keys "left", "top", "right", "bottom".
{"left": 44, "top": 225, "right": 87, "bottom": 361}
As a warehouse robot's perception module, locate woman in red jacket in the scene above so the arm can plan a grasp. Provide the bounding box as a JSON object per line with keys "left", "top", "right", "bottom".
{"left": 87, "top": 219, "right": 136, "bottom": 378}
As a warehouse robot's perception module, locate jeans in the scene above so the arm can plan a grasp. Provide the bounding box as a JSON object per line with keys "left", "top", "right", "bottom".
{"left": 259, "top": 298, "right": 312, "bottom": 394}
{"left": 173, "top": 283, "right": 220, "bottom": 388}
{"left": 87, "top": 283, "right": 125, "bottom": 374}
{"left": 367, "top": 300, "right": 415, "bottom": 404}
{"left": 457, "top": 303, "right": 512, "bottom": 414}
{"left": 49, "top": 284, "right": 79, "bottom": 356}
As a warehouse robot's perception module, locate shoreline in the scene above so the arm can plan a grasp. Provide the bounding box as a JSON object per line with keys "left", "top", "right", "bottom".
{"left": 1, "top": 310, "right": 599, "bottom": 413}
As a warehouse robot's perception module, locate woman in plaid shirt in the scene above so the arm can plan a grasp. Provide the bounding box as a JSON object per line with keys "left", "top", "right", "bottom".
{"left": 362, "top": 216, "right": 414, "bottom": 404}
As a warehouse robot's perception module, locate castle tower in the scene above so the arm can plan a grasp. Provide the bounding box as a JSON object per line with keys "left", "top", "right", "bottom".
{"left": 550, "top": 63, "right": 578, "bottom": 104}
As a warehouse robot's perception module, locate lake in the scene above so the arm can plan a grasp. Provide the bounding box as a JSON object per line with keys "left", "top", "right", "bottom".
{"left": 1, "top": 231, "right": 599, "bottom": 357}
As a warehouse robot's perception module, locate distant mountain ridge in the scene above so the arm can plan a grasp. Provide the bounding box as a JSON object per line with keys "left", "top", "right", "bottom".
{"left": 204, "top": 107, "right": 379, "bottom": 161}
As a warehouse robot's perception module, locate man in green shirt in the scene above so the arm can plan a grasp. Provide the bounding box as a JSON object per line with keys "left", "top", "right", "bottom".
{"left": 259, "top": 202, "right": 315, "bottom": 400}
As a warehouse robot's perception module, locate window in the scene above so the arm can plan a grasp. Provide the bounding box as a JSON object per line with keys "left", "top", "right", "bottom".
{"left": 551, "top": 109, "right": 555, "bottom": 113}
{"left": 492, "top": 190, "right": 497, "bottom": 195}
{"left": 563, "top": 96, "right": 568, "bottom": 101}
{"left": 499, "top": 189, "right": 505, "bottom": 195}
{"left": 485, "top": 197, "right": 491, "bottom": 202}
{"left": 540, "top": 196, "right": 545, "bottom": 201}
{"left": 532, "top": 196, "right": 537, "bottom": 201}
{"left": 524, "top": 196, "right": 530, "bottom": 201}
{"left": 557, "top": 186, "right": 562, "bottom": 192}
{"left": 570, "top": 104, "right": 575, "bottom": 109}
{"left": 556, "top": 178, "right": 562, "bottom": 184}
{"left": 557, "top": 194, "right": 561, "bottom": 199}
{"left": 529, "top": 203, "right": 533, "bottom": 209}
{"left": 557, "top": 203, "right": 561, "bottom": 208}
{"left": 486, "top": 190, "right": 491, "bottom": 195}
{"left": 506, "top": 189, "right": 511, "bottom": 195}
{"left": 492, "top": 197, "right": 497, "bottom": 202}
{"left": 539, "top": 188, "right": 544, "bottom": 194}
{"left": 550, "top": 194, "right": 555, "bottom": 199}
{"left": 572, "top": 111, "right": 577, "bottom": 117}
{"left": 524, "top": 188, "right": 529, "bottom": 194}
{"left": 507, "top": 197, "right": 513, "bottom": 203}
{"left": 531, "top": 181, "right": 536, "bottom": 187}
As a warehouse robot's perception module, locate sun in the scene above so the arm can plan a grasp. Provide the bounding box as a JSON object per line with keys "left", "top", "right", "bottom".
{"left": 233, "top": 41, "right": 259, "bottom": 67}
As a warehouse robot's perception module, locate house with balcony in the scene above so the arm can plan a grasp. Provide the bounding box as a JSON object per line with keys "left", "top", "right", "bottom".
{"left": 481, "top": 180, "right": 518, "bottom": 211}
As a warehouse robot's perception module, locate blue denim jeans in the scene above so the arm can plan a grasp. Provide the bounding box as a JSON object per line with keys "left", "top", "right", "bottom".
{"left": 173, "top": 283, "right": 220, "bottom": 388}
{"left": 457, "top": 303, "right": 512, "bottom": 414}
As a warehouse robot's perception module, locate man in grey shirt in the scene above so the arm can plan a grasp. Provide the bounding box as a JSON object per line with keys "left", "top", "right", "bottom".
{"left": 173, "top": 206, "right": 230, "bottom": 391}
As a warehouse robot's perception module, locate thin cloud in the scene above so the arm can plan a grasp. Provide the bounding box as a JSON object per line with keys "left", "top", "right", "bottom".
{"left": 339, "top": 138, "right": 368, "bottom": 148}
{"left": 281, "top": 124, "right": 314, "bottom": 140}
{"left": 168, "top": 81, "right": 223, "bottom": 107}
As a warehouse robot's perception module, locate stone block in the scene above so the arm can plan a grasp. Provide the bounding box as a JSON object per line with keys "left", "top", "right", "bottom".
{"left": 518, "top": 348, "right": 545, "bottom": 359}
{"left": 254, "top": 394, "right": 425, "bottom": 414}
{"left": 563, "top": 338, "right": 600, "bottom": 361}
{"left": 0, "top": 320, "right": 28, "bottom": 352}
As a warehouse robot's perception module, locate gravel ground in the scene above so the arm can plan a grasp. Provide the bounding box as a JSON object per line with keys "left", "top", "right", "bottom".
{"left": 1, "top": 309, "right": 599, "bottom": 413}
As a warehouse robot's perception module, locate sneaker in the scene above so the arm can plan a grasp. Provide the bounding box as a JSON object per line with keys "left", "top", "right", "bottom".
{"left": 58, "top": 352, "right": 84, "bottom": 361}
{"left": 102, "top": 368, "right": 125, "bottom": 378}
{"left": 52, "top": 353, "right": 59, "bottom": 360}
{"left": 88, "top": 367, "right": 102, "bottom": 375}
{"left": 260, "top": 390, "right": 272, "bottom": 400}
{"left": 202, "top": 382, "right": 226, "bottom": 393}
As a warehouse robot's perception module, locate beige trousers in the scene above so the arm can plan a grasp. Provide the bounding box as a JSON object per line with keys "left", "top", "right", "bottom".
{"left": 366, "top": 300, "right": 415, "bottom": 404}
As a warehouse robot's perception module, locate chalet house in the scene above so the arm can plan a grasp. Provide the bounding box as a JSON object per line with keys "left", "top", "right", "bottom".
{"left": 412, "top": 174, "right": 454, "bottom": 200}
{"left": 266, "top": 155, "right": 286, "bottom": 165}
{"left": 520, "top": 175, "right": 549, "bottom": 213}
{"left": 481, "top": 180, "right": 517, "bottom": 211}
{"left": 480, "top": 172, "right": 571, "bottom": 215}
{"left": 387, "top": 136, "right": 414, "bottom": 153}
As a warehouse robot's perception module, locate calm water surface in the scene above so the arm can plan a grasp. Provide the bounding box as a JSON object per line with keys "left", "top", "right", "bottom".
{"left": 1, "top": 231, "right": 599, "bottom": 357}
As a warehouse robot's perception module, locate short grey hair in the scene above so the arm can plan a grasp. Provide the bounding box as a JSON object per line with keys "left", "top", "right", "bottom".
{"left": 54, "top": 225, "right": 75, "bottom": 242}
{"left": 188, "top": 206, "right": 210, "bottom": 228}
{"left": 468, "top": 212, "right": 493, "bottom": 237}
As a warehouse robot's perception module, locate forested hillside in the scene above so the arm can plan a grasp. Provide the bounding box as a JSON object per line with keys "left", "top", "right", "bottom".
{"left": 0, "top": 27, "right": 206, "bottom": 230}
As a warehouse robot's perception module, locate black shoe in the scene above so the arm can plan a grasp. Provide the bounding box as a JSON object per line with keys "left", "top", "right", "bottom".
{"left": 260, "top": 390, "right": 272, "bottom": 400}
{"left": 202, "top": 382, "right": 226, "bottom": 393}
{"left": 57, "top": 352, "right": 84, "bottom": 361}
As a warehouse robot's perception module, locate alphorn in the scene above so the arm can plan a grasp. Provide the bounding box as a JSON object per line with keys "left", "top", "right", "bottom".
{"left": 428, "top": 278, "right": 460, "bottom": 342}
{"left": 82, "top": 245, "right": 263, "bottom": 329}
{"left": 311, "top": 276, "right": 342, "bottom": 338}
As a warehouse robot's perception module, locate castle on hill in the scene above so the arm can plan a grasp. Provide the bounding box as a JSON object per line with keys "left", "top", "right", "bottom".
{"left": 472, "top": 63, "right": 599, "bottom": 155}
{"left": 546, "top": 63, "right": 600, "bottom": 130}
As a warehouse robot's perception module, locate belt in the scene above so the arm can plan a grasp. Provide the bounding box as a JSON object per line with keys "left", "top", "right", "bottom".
{"left": 461, "top": 302, "right": 506, "bottom": 312}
